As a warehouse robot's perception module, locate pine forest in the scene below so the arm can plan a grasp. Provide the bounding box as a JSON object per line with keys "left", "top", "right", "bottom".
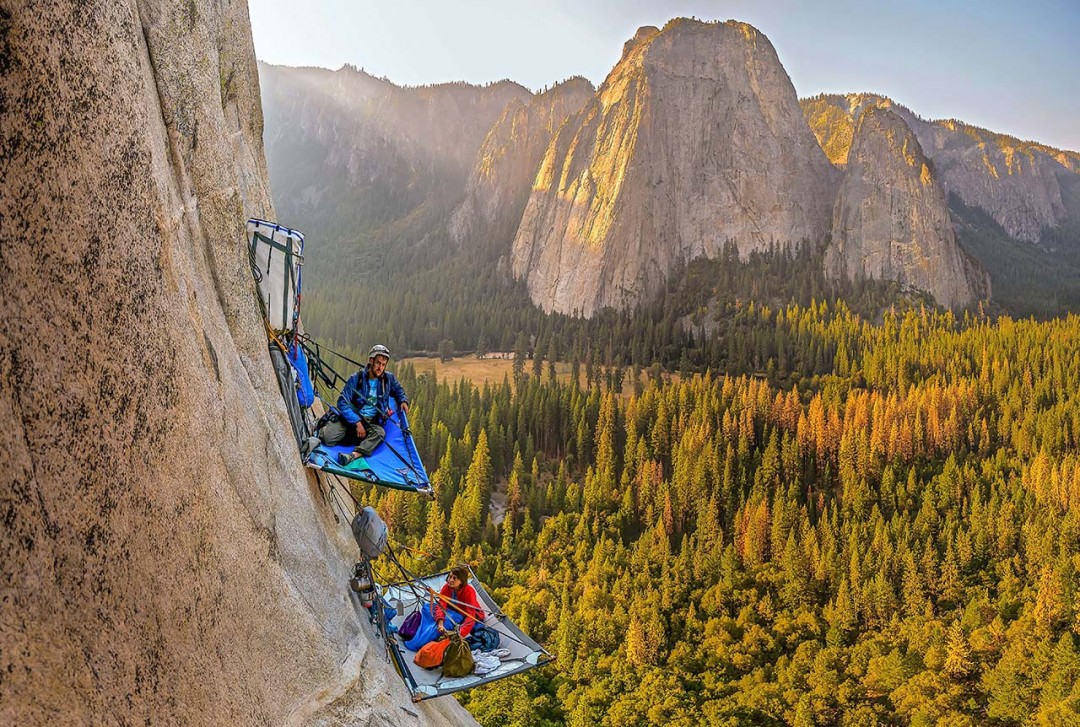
{"left": 323, "top": 295, "right": 1080, "bottom": 726}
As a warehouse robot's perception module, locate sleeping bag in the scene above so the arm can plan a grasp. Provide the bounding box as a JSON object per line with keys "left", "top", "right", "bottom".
{"left": 404, "top": 601, "right": 464, "bottom": 652}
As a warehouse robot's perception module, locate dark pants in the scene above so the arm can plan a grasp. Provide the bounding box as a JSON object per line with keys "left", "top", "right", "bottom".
{"left": 320, "top": 418, "right": 385, "bottom": 458}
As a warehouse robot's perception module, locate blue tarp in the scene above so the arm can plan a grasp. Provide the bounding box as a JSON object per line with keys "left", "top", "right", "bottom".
{"left": 305, "top": 411, "right": 432, "bottom": 495}
{"left": 288, "top": 341, "right": 315, "bottom": 408}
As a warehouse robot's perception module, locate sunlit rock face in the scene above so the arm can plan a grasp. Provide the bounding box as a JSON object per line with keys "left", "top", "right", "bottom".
{"left": 450, "top": 77, "right": 595, "bottom": 247}
{"left": 913, "top": 120, "right": 1079, "bottom": 244}
{"left": 0, "top": 1, "right": 475, "bottom": 724}
{"left": 803, "top": 93, "right": 1080, "bottom": 243}
{"left": 826, "top": 107, "right": 987, "bottom": 308}
{"left": 510, "top": 19, "right": 839, "bottom": 316}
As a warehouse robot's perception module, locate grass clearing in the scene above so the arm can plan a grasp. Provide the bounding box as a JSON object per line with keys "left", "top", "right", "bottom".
{"left": 400, "top": 355, "right": 555, "bottom": 387}
{"left": 400, "top": 355, "right": 681, "bottom": 394}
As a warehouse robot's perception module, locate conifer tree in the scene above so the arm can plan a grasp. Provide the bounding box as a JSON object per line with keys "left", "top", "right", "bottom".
{"left": 466, "top": 429, "right": 494, "bottom": 523}
{"left": 943, "top": 621, "right": 973, "bottom": 679}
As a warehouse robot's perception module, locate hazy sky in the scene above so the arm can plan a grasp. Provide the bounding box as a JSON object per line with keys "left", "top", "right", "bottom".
{"left": 249, "top": 0, "right": 1080, "bottom": 152}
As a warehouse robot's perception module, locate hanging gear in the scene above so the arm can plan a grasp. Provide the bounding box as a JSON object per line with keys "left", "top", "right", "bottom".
{"left": 350, "top": 559, "right": 376, "bottom": 609}
{"left": 351, "top": 506, "right": 388, "bottom": 558}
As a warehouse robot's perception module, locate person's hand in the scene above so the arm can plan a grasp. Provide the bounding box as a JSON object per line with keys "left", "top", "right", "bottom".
{"left": 401, "top": 402, "right": 410, "bottom": 415}
{"left": 356, "top": 421, "right": 366, "bottom": 439}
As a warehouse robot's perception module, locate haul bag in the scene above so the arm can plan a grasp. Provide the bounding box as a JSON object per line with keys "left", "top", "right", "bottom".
{"left": 351, "top": 507, "right": 388, "bottom": 559}
{"left": 441, "top": 632, "right": 475, "bottom": 678}
{"left": 288, "top": 340, "right": 315, "bottom": 408}
{"left": 398, "top": 610, "right": 423, "bottom": 640}
{"left": 414, "top": 638, "right": 452, "bottom": 669}
{"left": 270, "top": 344, "right": 305, "bottom": 448}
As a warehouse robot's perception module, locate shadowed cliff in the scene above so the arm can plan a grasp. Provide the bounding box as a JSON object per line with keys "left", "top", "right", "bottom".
{"left": 0, "top": 1, "right": 475, "bottom": 724}
{"left": 826, "top": 106, "right": 987, "bottom": 307}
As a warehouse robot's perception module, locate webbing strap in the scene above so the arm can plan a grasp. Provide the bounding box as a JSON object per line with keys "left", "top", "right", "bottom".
{"left": 282, "top": 245, "right": 293, "bottom": 328}
{"left": 254, "top": 230, "right": 294, "bottom": 255}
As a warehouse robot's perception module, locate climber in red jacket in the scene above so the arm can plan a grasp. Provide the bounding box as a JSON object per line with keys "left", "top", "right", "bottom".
{"left": 432, "top": 564, "right": 485, "bottom": 637}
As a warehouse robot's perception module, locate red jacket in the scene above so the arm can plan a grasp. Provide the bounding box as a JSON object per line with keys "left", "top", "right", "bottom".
{"left": 434, "top": 583, "right": 484, "bottom": 636}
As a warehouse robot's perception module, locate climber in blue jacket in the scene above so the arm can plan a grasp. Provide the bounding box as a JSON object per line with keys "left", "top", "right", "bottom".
{"left": 320, "top": 344, "right": 409, "bottom": 465}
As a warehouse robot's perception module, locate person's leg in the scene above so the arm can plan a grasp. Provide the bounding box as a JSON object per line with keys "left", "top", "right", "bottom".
{"left": 356, "top": 423, "right": 385, "bottom": 457}
{"left": 320, "top": 419, "right": 353, "bottom": 446}
{"left": 337, "top": 422, "right": 382, "bottom": 466}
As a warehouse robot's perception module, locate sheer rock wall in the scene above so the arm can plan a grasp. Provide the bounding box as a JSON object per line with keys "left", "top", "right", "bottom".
{"left": 804, "top": 93, "right": 1080, "bottom": 244}
{"left": 826, "top": 107, "right": 987, "bottom": 308}
{"left": 0, "top": 1, "right": 474, "bottom": 724}
{"left": 509, "top": 19, "right": 838, "bottom": 316}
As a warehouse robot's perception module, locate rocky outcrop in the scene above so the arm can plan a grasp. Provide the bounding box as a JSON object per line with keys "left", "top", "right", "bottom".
{"left": 0, "top": 1, "right": 474, "bottom": 725}
{"left": 912, "top": 119, "right": 1078, "bottom": 243}
{"left": 509, "top": 19, "right": 838, "bottom": 316}
{"left": 449, "top": 77, "right": 595, "bottom": 246}
{"left": 826, "top": 107, "right": 987, "bottom": 308}
{"left": 801, "top": 93, "right": 870, "bottom": 166}
{"left": 803, "top": 93, "right": 1080, "bottom": 243}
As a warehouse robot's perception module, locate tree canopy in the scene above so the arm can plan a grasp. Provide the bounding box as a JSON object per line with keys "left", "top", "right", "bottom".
{"left": 346, "top": 300, "right": 1080, "bottom": 726}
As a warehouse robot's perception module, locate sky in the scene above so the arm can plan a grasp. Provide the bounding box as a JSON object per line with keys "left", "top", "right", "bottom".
{"left": 248, "top": 0, "right": 1080, "bottom": 152}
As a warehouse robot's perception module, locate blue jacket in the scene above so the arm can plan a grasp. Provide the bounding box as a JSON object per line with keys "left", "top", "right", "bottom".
{"left": 337, "top": 367, "right": 408, "bottom": 426}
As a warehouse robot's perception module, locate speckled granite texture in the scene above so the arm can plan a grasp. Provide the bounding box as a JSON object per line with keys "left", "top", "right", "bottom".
{"left": 0, "top": 1, "right": 475, "bottom": 724}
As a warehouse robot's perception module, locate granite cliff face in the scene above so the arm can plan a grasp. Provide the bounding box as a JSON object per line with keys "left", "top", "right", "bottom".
{"left": 0, "top": 1, "right": 473, "bottom": 725}
{"left": 804, "top": 93, "right": 1080, "bottom": 243}
{"left": 510, "top": 19, "right": 839, "bottom": 316}
{"left": 826, "top": 107, "right": 987, "bottom": 308}
{"left": 449, "top": 77, "right": 595, "bottom": 246}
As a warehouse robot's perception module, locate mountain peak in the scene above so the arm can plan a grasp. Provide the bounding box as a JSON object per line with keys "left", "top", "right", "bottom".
{"left": 616, "top": 19, "right": 775, "bottom": 66}
{"left": 511, "top": 19, "right": 836, "bottom": 315}
{"left": 622, "top": 25, "right": 660, "bottom": 55}
{"left": 540, "top": 75, "right": 596, "bottom": 98}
